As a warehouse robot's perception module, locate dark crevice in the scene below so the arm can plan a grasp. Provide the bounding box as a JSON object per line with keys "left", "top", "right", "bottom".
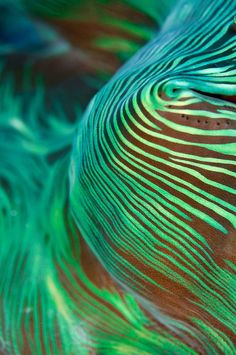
{"left": 193, "top": 89, "right": 236, "bottom": 105}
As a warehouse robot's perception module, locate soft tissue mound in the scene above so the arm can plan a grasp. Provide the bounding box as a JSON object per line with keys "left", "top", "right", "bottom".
{"left": 1, "top": 0, "right": 236, "bottom": 354}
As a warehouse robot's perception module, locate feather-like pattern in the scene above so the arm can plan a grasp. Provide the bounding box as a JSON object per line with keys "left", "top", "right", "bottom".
{"left": 70, "top": 0, "right": 236, "bottom": 352}
{"left": 0, "top": 0, "right": 236, "bottom": 353}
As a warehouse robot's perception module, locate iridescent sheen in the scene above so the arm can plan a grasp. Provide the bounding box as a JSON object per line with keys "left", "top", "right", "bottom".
{"left": 0, "top": 0, "right": 236, "bottom": 353}
{"left": 70, "top": 0, "right": 236, "bottom": 352}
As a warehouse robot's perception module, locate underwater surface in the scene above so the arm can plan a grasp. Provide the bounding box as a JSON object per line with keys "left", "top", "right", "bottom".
{"left": 0, "top": 0, "right": 236, "bottom": 353}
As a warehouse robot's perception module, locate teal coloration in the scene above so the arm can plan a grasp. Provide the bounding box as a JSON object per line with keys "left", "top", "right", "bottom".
{"left": 70, "top": 0, "right": 236, "bottom": 352}
{"left": 0, "top": 0, "right": 236, "bottom": 353}
{"left": 0, "top": 68, "right": 195, "bottom": 354}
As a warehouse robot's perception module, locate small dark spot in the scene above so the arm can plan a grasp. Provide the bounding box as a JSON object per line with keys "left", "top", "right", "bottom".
{"left": 181, "top": 114, "right": 185, "bottom": 118}
{"left": 168, "top": 105, "right": 172, "bottom": 108}
{"left": 205, "top": 120, "right": 208, "bottom": 124}
{"left": 1, "top": 208, "right": 7, "bottom": 216}
{"left": 186, "top": 116, "right": 189, "bottom": 120}
{"left": 229, "top": 20, "right": 236, "bottom": 33}
{"left": 226, "top": 120, "right": 230, "bottom": 125}
{"left": 197, "top": 119, "right": 201, "bottom": 123}
{"left": 44, "top": 234, "right": 50, "bottom": 244}
{"left": 217, "top": 122, "right": 220, "bottom": 126}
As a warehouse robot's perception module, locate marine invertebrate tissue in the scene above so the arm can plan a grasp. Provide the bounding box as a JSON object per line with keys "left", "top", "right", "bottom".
{"left": 0, "top": 0, "right": 236, "bottom": 354}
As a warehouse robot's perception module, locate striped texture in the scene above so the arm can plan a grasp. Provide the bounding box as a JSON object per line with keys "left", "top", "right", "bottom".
{"left": 0, "top": 1, "right": 199, "bottom": 353}
{"left": 0, "top": 0, "right": 235, "bottom": 353}
{"left": 1, "top": 69, "right": 195, "bottom": 354}
{"left": 70, "top": 0, "right": 236, "bottom": 352}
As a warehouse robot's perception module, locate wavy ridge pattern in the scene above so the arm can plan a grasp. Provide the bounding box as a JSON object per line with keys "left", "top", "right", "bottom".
{"left": 70, "top": 0, "right": 236, "bottom": 352}
{"left": 0, "top": 72, "right": 195, "bottom": 353}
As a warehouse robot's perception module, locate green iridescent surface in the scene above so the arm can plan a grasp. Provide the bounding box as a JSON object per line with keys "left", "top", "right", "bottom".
{"left": 70, "top": 0, "right": 236, "bottom": 352}
{"left": 0, "top": 0, "right": 236, "bottom": 353}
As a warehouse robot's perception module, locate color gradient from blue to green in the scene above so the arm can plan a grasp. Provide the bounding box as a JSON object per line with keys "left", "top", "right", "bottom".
{"left": 70, "top": 0, "right": 236, "bottom": 352}
{"left": 0, "top": 0, "right": 236, "bottom": 353}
